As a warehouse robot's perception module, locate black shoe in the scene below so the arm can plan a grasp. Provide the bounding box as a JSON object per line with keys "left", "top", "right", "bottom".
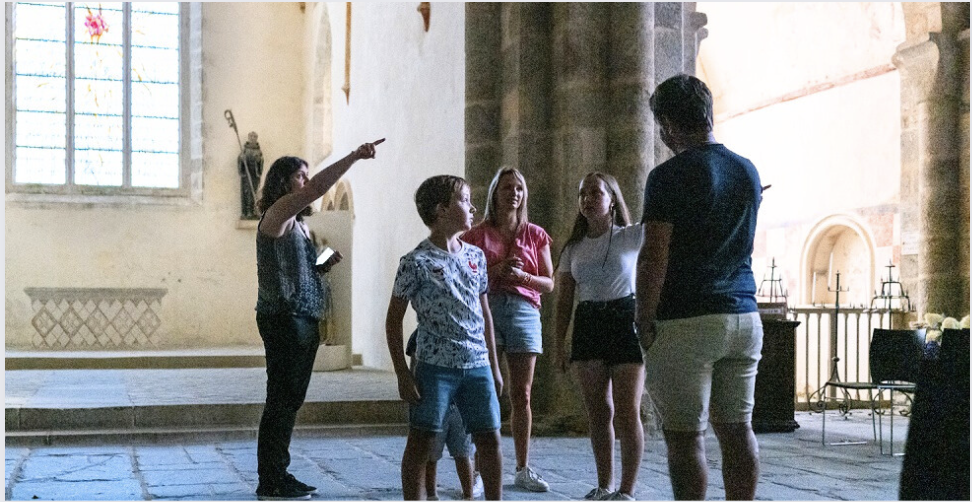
{"left": 256, "top": 483, "right": 312, "bottom": 501}
{"left": 284, "top": 473, "right": 318, "bottom": 494}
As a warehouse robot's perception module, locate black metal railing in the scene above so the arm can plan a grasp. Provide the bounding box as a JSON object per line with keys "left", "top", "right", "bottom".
{"left": 791, "top": 307, "right": 909, "bottom": 410}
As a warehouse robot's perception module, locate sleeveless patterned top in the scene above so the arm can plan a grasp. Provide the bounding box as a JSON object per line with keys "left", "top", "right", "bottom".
{"left": 255, "top": 219, "right": 324, "bottom": 319}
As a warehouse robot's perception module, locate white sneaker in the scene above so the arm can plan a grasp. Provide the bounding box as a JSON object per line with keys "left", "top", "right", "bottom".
{"left": 604, "top": 491, "right": 635, "bottom": 501}
{"left": 470, "top": 471, "right": 484, "bottom": 499}
{"left": 583, "top": 487, "right": 613, "bottom": 500}
{"left": 514, "top": 466, "right": 550, "bottom": 492}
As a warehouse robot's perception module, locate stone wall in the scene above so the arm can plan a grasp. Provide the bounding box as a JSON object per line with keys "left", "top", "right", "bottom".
{"left": 895, "top": 3, "right": 971, "bottom": 319}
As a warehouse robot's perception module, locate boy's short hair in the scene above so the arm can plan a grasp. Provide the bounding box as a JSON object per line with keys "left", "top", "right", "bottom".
{"left": 649, "top": 74, "right": 714, "bottom": 133}
{"left": 415, "top": 175, "right": 469, "bottom": 226}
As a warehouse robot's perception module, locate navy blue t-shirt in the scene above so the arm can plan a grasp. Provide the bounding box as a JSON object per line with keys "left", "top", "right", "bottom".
{"left": 642, "top": 143, "right": 761, "bottom": 321}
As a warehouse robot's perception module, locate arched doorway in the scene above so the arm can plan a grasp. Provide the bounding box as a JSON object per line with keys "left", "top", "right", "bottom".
{"left": 801, "top": 214, "right": 876, "bottom": 307}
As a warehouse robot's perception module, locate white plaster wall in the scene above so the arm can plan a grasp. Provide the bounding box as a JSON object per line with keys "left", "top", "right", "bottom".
{"left": 697, "top": 2, "right": 906, "bottom": 118}
{"left": 321, "top": 2, "right": 465, "bottom": 371}
{"left": 4, "top": 3, "right": 306, "bottom": 349}
{"left": 720, "top": 73, "right": 901, "bottom": 303}
{"left": 716, "top": 71, "right": 902, "bottom": 228}
{"left": 698, "top": 3, "right": 906, "bottom": 305}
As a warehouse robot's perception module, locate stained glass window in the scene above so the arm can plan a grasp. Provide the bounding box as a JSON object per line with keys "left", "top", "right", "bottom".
{"left": 10, "top": 2, "right": 182, "bottom": 193}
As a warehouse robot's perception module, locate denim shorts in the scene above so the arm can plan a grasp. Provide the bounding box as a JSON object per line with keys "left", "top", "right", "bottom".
{"left": 429, "top": 403, "right": 476, "bottom": 461}
{"left": 644, "top": 312, "right": 763, "bottom": 432}
{"left": 489, "top": 292, "right": 543, "bottom": 354}
{"left": 409, "top": 362, "right": 501, "bottom": 435}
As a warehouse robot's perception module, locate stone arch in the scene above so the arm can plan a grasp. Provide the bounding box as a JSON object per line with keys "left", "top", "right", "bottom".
{"left": 334, "top": 180, "right": 353, "bottom": 213}
{"left": 800, "top": 214, "right": 877, "bottom": 307}
{"left": 320, "top": 189, "right": 336, "bottom": 212}
{"left": 309, "top": 5, "right": 333, "bottom": 167}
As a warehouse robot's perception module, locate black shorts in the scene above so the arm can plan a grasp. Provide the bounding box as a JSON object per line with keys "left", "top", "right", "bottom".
{"left": 570, "top": 295, "right": 644, "bottom": 366}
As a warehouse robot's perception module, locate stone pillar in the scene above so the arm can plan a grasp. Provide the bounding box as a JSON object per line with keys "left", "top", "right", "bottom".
{"left": 465, "top": 3, "right": 502, "bottom": 210}
{"left": 464, "top": 2, "right": 707, "bottom": 429}
{"left": 607, "top": 3, "right": 655, "bottom": 219}
{"left": 894, "top": 3, "right": 969, "bottom": 318}
{"left": 653, "top": 3, "right": 709, "bottom": 167}
{"left": 959, "top": 26, "right": 970, "bottom": 318}
{"left": 500, "top": 3, "right": 553, "bottom": 228}
{"left": 551, "top": 3, "right": 609, "bottom": 235}
{"left": 526, "top": 2, "right": 611, "bottom": 432}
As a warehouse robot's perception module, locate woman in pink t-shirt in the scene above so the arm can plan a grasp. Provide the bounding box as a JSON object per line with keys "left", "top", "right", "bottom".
{"left": 462, "top": 167, "right": 554, "bottom": 492}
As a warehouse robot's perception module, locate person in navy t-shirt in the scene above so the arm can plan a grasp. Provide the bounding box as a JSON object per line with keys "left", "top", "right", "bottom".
{"left": 636, "top": 74, "right": 764, "bottom": 501}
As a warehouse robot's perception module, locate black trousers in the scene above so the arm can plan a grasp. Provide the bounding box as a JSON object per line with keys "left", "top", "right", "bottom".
{"left": 256, "top": 312, "right": 320, "bottom": 485}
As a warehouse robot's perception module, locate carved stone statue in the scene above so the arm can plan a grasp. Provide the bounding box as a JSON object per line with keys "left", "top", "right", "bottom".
{"left": 239, "top": 131, "right": 263, "bottom": 220}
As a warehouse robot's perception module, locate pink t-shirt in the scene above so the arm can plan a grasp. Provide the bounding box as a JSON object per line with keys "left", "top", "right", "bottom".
{"left": 462, "top": 222, "right": 552, "bottom": 308}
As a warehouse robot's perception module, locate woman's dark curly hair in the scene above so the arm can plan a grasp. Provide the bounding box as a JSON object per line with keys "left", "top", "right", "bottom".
{"left": 257, "top": 156, "right": 312, "bottom": 219}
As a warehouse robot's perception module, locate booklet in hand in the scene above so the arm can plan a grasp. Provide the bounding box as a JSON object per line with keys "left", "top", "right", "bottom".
{"left": 316, "top": 247, "right": 335, "bottom": 266}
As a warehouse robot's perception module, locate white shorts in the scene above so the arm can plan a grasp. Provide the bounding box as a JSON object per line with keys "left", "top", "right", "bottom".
{"left": 644, "top": 312, "right": 763, "bottom": 432}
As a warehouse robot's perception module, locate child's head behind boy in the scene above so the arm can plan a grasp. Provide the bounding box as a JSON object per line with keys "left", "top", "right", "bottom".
{"left": 415, "top": 175, "right": 476, "bottom": 234}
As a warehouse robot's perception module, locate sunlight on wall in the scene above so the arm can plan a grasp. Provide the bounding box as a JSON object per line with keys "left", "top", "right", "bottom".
{"left": 697, "top": 2, "right": 907, "bottom": 303}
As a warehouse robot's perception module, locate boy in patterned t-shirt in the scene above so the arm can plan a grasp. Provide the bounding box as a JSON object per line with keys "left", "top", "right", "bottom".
{"left": 386, "top": 175, "right": 504, "bottom": 500}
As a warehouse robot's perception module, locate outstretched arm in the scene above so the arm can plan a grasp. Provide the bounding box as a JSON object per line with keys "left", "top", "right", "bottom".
{"left": 261, "top": 140, "right": 381, "bottom": 237}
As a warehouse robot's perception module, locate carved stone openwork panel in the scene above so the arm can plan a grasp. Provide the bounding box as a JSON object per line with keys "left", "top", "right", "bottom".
{"left": 23, "top": 288, "right": 167, "bottom": 349}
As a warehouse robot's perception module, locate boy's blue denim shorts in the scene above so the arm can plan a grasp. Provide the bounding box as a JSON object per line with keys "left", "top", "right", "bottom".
{"left": 489, "top": 292, "right": 543, "bottom": 354}
{"left": 410, "top": 362, "right": 501, "bottom": 435}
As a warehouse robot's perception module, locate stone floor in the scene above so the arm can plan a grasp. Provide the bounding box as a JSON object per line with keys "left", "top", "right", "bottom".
{"left": 4, "top": 412, "right": 908, "bottom": 501}
{"left": 5, "top": 367, "right": 400, "bottom": 409}
{"left": 5, "top": 367, "right": 909, "bottom": 500}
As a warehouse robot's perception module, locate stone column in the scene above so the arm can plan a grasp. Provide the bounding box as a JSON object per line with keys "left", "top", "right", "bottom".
{"left": 465, "top": 3, "right": 502, "bottom": 210}
{"left": 524, "top": 2, "right": 611, "bottom": 432}
{"left": 500, "top": 3, "right": 553, "bottom": 227}
{"left": 607, "top": 3, "right": 655, "bottom": 218}
{"left": 551, "top": 3, "right": 609, "bottom": 235}
{"left": 959, "top": 26, "right": 970, "bottom": 318}
{"left": 653, "top": 3, "right": 709, "bottom": 167}
{"left": 894, "top": 3, "right": 969, "bottom": 317}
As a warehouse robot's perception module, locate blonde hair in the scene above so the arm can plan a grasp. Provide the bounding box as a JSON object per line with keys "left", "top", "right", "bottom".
{"left": 482, "top": 166, "right": 529, "bottom": 230}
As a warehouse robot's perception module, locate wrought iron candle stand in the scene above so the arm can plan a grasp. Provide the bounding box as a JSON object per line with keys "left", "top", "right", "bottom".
{"left": 869, "top": 261, "right": 912, "bottom": 328}
{"left": 757, "top": 258, "right": 788, "bottom": 302}
{"left": 807, "top": 272, "right": 858, "bottom": 417}
{"left": 756, "top": 258, "right": 789, "bottom": 319}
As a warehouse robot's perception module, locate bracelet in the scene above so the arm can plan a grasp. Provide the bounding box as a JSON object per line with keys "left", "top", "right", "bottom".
{"left": 523, "top": 273, "right": 533, "bottom": 289}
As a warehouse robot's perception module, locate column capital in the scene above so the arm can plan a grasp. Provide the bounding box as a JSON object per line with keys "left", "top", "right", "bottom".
{"left": 893, "top": 33, "right": 959, "bottom": 101}
{"left": 690, "top": 11, "right": 709, "bottom": 44}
